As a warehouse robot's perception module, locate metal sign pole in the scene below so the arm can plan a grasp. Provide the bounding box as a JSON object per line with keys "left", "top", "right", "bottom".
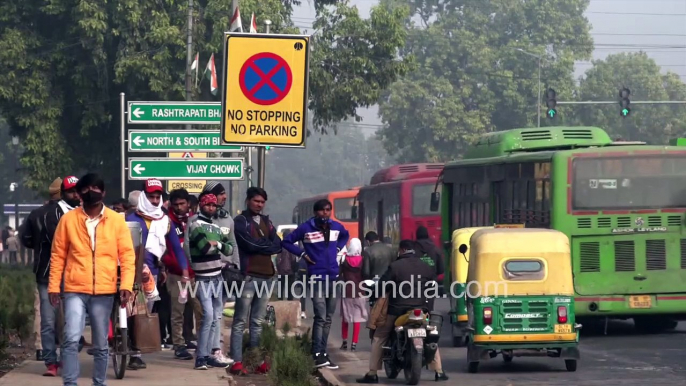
{"left": 256, "top": 20, "right": 272, "bottom": 189}
{"left": 120, "top": 92, "right": 126, "bottom": 197}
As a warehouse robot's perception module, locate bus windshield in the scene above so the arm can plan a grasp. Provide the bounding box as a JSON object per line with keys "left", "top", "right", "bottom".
{"left": 412, "top": 183, "right": 439, "bottom": 216}
{"left": 572, "top": 155, "right": 686, "bottom": 210}
{"left": 334, "top": 198, "right": 355, "bottom": 222}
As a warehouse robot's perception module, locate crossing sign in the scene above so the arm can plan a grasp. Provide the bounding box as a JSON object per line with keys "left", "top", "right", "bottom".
{"left": 167, "top": 152, "right": 207, "bottom": 193}
{"left": 220, "top": 33, "right": 310, "bottom": 148}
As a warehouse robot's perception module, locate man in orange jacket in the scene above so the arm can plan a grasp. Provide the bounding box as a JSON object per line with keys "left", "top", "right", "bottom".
{"left": 49, "top": 173, "right": 136, "bottom": 386}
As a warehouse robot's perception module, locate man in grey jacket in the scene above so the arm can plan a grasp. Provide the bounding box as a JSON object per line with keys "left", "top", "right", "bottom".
{"left": 362, "top": 231, "right": 396, "bottom": 280}
{"left": 195, "top": 182, "right": 239, "bottom": 365}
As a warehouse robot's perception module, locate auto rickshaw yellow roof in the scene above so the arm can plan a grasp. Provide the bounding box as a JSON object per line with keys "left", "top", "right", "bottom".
{"left": 466, "top": 228, "right": 573, "bottom": 296}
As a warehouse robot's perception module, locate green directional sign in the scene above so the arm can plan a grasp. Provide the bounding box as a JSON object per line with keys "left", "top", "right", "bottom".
{"left": 128, "top": 158, "right": 244, "bottom": 180}
{"left": 128, "top": 130, "right": 242, "bottom": 152}
{"left": 127, "top": 101, "right": 221, "bottom": 124}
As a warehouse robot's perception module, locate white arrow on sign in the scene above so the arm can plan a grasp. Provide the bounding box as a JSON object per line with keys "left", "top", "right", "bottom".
{"left": 133, "top": 136, "right": 144, "bottom": 147}
{"left": 132, "top": 107, "right": 144, "bottom": 118}
{"left": 133, "top": 164, "right": 146, "bottom": 175}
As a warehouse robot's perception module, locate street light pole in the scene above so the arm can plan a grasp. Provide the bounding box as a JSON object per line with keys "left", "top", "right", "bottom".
{"left": 515, "top": 48, "right": 543, "bottom": 127}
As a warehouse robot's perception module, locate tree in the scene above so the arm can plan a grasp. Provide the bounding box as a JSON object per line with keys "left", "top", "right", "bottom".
{"left": 0, "top": 0, "right": 411, "bottom": 196}
{"left": 377, "top": 0, "right": 594, "bottom": 163}
{"left": 262, "top": 124, "right": 391, "bottom": 225}
{"left": 571, "top": 52, "right": 686, "bottom": 144}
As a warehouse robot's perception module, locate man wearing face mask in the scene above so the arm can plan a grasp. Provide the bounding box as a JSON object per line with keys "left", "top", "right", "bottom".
{"left": 48, "top": 173, "right": 136, "bottom": 386}
{"left": 282, "top": 199, "right": 350, "bottom": 369}
{"left": 21, "top": 176, "right": 81, "bottom": 376}
{"left": 125, "top": 179, "right": 190, "bottom": 369}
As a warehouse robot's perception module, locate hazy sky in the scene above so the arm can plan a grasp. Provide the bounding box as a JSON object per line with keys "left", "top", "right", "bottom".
{"left": 290, "top": 0, "right": 686, "bottom": 129}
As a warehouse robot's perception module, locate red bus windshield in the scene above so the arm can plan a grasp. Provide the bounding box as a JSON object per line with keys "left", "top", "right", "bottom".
{"left": 572, "top": 155, "right": 686, "bottom": 210}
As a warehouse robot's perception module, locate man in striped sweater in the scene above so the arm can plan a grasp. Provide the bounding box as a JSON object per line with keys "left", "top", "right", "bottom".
{"left": 185, "top": 193, "right": 235, "bottom": 370}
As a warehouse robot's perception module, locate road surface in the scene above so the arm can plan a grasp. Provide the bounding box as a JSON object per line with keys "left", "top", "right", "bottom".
{"left": 319, "top": 298, "right": 686, "bottom": 385}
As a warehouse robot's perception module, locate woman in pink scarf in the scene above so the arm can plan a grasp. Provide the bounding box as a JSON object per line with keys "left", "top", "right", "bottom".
{"left": 339, "top": 238, "right": 368, "bottom": 352}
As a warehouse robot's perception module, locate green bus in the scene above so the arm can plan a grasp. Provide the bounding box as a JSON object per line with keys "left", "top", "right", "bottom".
{"left": 435, "top": 126, "right": 686, "bottom": 332}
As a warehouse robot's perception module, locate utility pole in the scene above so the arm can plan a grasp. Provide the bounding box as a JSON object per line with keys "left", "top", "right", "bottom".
{"left": 515, "top": 48, "right": 543, "bottom": 127}
{"left": 185, "top": 0, "right": 193, "bottom": 131}
{"left": 256, "top": 19, "right": 271, "bottom": 189}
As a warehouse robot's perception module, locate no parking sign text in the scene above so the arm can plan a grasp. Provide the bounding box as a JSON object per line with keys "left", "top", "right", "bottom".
{"left": 221, "top": 32, "right": 310, "bottom": 148}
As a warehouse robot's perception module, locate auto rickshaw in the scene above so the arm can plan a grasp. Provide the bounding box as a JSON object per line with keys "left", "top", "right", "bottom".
{"left": 465, "top": 228, "right": 581, "bottom": 373}
{"left": 449, "top": 226, "right": 492, "bottom": 347}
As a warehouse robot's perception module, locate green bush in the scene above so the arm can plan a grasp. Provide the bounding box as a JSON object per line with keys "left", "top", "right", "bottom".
{"left": 0, "top": 265, "right": 35, "bottom": 356}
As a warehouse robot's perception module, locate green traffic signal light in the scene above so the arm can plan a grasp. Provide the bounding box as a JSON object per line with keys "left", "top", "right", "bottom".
{"left": 547, "top": 109, "right": 557, "bottom": 118}
{"left": 621, "top": 108, "right": 630, "bottom": 117}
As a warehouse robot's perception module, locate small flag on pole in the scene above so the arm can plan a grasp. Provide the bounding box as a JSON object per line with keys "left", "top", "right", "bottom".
{"left": 191, "top": 53, "right": 199, "bottom": 87}
{"left": 204, "top": 53, "right": 218, "bottom": 95}
{"left": 250, "top": 13, "right": 257, "bottom": 33}
{"left": 230, "top": 6, "right": 243, "bottom": 32}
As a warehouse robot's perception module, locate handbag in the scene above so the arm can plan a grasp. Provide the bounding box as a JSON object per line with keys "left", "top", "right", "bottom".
{"left": 130, "top": 291, "right": 161, "bottom": 354}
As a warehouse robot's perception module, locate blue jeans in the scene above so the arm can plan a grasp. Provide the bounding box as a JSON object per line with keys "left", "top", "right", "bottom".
{"left": 62, "top": 293, "right": 114, "bottom": 386}
{"left": 37, "top": 283, "right": 59, "bottom": 366}
{"left": 230, "top": 276, "right": 273, "bottom": 362}
{"left": 196, "top": 274, "right": 224, "bottom": 358}
{"left": 311, "top": 278, "right": 337, "bottom": 356}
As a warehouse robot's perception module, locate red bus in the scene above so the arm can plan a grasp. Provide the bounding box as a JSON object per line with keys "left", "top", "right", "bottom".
{"left": 357, "top": 163, "right": 444, "bottom": 248}
{"left": 292, "top": 187, "right": 360, "bottom": 240}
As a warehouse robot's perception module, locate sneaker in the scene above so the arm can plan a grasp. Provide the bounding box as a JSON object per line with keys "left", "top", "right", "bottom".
{"left": 194, "top": 357, "right": 208, "bottom": 370}
{"left": 185, "top": 341, "right": 197, "bottom": 350}
{"left": 207, "top": 355, "right": 232, "bottom": 368}
{"left": 174, "top": 346, "right": 193, "bottom": 360}
{"left": 127, "top": 357, "right": 146, "bottom": 370}
{"left": 340, "top": 341, "right": 348, "bottom": 350}
{"left": 36, "top": 350, "right": 44, "bottom": 361}
{"left": 43, "top": 364, "right": 58, "bottom": 377}
{"left": 254, "top": 361, "right": 270, "bottom": 374}
{"left": 229, "top": 361, "right": 248, "bottom": 375}
{"left": 356, "top": 373, "right": 379, "bottom": 383}
{"left": 301, "top": 312, "right": 307, "bottom": 319}
{"left": 212, "top": 350, "right": 234, "bottom": 366}
{"left": 323, "top": 353, "right": 338, "bottom": 369}
{"left": 351, "top": 343, "right": 357, "bottom": 352}
{"left": 313, "top": 352, "right": 330, "bottom": 368}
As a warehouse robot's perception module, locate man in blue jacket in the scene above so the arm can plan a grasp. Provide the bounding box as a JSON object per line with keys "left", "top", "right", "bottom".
{"left": 282, "top": 199, "right": 349, "bottom": 369}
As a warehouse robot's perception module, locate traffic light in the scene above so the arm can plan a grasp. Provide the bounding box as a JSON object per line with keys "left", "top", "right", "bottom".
{"left": 546, "top": 88, "right": 557, "bottom": 119}
{"left": 619, "top": 88, "right": 631, "bottom": 117}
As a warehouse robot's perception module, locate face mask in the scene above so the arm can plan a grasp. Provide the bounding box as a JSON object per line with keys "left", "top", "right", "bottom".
{"left": 315, "top": 216, "right": 329, "bottom": 225}
{"left": 80, "top": 191, "right": 103, "bottom": 207}
{"left": 64, "top": 198, "right": 81, "bottom": 207}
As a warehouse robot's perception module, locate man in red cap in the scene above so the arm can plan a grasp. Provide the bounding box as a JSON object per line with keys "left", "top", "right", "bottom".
{"left": 125, "top": 179, "right": 189, "bottom": 370}
{"left": 20, "top": 175, "right": 81, "bottom": 376}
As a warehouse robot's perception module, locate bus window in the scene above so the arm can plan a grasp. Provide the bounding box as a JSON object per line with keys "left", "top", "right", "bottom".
{"left": 412, "top": 184, "right": 439, "bottom": 216}
{"left": 334, "top": 198, "right": 355, "bottom": 222}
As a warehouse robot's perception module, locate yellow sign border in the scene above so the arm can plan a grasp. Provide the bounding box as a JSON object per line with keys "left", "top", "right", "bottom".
{"left": 220, "top": 32, "right": 310, "bottom": 148}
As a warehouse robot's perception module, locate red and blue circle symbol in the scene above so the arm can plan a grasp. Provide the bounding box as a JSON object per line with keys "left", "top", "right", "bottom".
{"left": 239, "top": 52, "right": 293, "bottom": 106}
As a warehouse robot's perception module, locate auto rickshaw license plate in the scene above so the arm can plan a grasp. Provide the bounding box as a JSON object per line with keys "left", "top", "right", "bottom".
{"left": 407, "top": 328, "right": 426, "bottom": 338}
{"left": 554, "top": 324, "right": 572, "bottom": 333}
{"left": 629, "top": 295, "right": 652, "bottom": 308}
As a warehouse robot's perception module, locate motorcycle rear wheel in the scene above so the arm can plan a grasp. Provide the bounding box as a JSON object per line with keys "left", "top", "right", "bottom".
{"left": 403, "top": 345, "right": 422, "bottom": 385}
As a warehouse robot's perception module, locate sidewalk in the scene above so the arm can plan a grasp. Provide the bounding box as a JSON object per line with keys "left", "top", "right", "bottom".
{"left": 0, "top": 348, "right": 232, "bottom": 386}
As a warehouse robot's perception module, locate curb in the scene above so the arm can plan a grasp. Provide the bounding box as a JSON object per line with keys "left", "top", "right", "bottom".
{"left": 317, "top": 368, "right": 347, "bottom": 386}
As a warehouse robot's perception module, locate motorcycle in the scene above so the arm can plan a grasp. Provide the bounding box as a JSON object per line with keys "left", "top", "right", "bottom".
{"left": 381, "top": 282, "right": 443, "bottom": 385}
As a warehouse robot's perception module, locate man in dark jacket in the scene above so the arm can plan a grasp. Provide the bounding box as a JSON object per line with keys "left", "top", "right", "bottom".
{"left": 282, "top": 199, "right": 350, "bottom": 369}
{"left": 228, "top": 187, "right": 281, "bottom": 375}
{"left": 415, "top": 226, "right": 445, "bottom": 283}
{"left": 20, "top": 176, "right": 81, "bottom": 376}
{"left": 356, "top": 240, "right": 448, "bottom": 383}
{"left": 361, "top": 231, "right": 395, "bottom": 280}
